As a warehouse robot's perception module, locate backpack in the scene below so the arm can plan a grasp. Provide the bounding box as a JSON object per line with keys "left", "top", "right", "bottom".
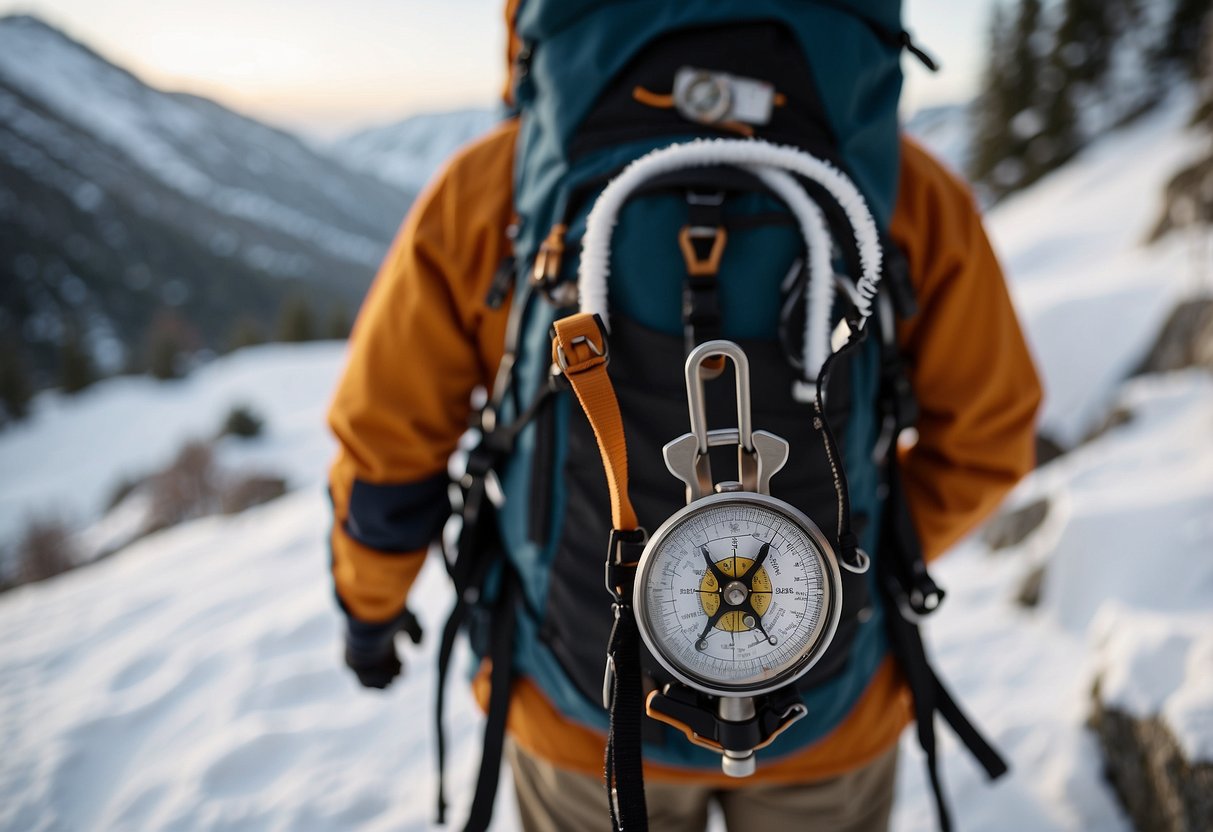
{"left": 436, "top": 3, "right": 1006, "bottom": 830}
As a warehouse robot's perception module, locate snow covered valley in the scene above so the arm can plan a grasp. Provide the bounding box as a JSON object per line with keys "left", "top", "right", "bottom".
{"left": 2, "top": 98, "right": 1212, "bottom": 830}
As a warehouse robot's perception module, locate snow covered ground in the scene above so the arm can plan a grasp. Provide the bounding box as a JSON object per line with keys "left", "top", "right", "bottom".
{"left": 892, "top": 368, "right": 1213, "bottom": 832}
{"left": 0, "top": 343, "right": 346, "bottom": 559}
{"left": 2, "top": 95, "right": 1212, "bottom": 830}
{"left": 988, "top": 92, "right": 1211, "bottom": 447}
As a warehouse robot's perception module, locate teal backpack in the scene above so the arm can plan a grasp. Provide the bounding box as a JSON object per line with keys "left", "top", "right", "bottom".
{"left": 434, "top": 3, "right": 1006, "bottom": 830}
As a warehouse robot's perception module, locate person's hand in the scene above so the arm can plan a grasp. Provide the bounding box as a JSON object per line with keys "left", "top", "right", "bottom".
{"left": 343, "top": 607, "right": 423, "bottom": 690}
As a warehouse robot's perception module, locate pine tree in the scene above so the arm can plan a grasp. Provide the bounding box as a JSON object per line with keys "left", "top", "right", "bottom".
{"left": 144, "top": 310, "right": 197, "bottom": 380}
{"left": 1056, "top": 0, "right": 1118, "bottom": 88}
{"left": 969, "top": 2, "right": 1018, "bottom": 193}
{"left": 971, "top": 0, "right": 1096, "bottom": 201}
{"left": 1160, "top": 0, "right": 1213, "bottom": 79}
{"left": 59, "top": 327, "right": 95, "bottom": 395}
{"left": 0, "top": 340, "right": 33, "bottom": 425}
{"left": 276, "top": 295, "right": 315, "bottom": 343}
{"left": 324, "top": 301, "right": 352, "bottom": 341}
{"left": 225, "top": 316, "right": 264, "bottom": 353}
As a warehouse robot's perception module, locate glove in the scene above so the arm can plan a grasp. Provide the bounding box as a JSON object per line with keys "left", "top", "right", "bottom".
{"left": 343, "top": 607, "right": 423, "bottom": 690}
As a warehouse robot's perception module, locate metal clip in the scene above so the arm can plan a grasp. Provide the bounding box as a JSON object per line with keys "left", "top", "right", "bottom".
{"left": 554, "top": 330, "right": 608, "bottom": 374}
{"left": 663, "top": 341, "right": 789, "bottom": 502}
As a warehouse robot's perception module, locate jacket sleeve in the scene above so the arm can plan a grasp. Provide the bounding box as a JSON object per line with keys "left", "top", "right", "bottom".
{"left": 327, "top": 122, "right": 517, "bottom": 625}
{"left": 891, "top": 138, "right": 1043, "bottom": 561}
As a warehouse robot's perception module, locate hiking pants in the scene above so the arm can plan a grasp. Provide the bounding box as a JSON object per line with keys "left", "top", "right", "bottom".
{"left": 506, "top": 740, "right": 898, "bottom": 832}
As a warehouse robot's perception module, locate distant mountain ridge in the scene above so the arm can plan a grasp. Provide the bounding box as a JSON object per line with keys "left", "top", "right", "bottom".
{"left": 329, "top": 108, "right": 499, "bottom": 193}
{"left": 904, "top": 102, "right": 971, "bottom": 179}
{"left": 0, "top": 15, "right": 411, "bottom": 381}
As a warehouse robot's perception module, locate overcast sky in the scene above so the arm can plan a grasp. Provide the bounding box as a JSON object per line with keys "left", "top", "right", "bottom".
{"left": 0, "top": 0, "right": 997, "bottom": 138}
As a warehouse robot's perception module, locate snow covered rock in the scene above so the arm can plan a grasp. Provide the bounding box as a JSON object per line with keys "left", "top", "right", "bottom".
{"left": 1089, "top": 608, "right": 1213, "bottom": 832}
{"left": 1132, "top": 298, "right": 1213, "bottom": 376}
{"left": 981, "top": 497, "right": 1050, "bottom": 551}
{"left": 329, "top": 109, "right": 498, "bottom": 194}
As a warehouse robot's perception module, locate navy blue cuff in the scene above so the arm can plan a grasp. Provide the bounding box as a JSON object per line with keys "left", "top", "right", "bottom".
{"left": 344, "top": 473, "right": 450, "bottom": 553}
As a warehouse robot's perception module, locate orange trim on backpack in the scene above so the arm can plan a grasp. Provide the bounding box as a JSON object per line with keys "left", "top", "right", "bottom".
{"left": 551, "top": 313, "right": 640, "bottom": 532}
{"left": 632, "top": 86, "right": 676, "bottom": 109}
{"left": 644, "top": 690, "right": 808, "bottom": 755}
{"left": 678, "top": 226, "right": 728, "bottom": 276}
{"left": 475, "top": 656, "right": 913, "bottom": 787}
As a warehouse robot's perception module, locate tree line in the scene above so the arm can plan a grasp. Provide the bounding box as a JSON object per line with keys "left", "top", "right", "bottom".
{"left": 969, "top": 0, "right": 1213, "bottom": 202}
{"left": 0, "top": 294, "right": 351, "bottom": 428}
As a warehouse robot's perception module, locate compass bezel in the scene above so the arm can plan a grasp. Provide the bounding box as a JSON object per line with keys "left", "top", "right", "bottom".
{"left": 633, "top": 491, "right": 843, "bottom": 697}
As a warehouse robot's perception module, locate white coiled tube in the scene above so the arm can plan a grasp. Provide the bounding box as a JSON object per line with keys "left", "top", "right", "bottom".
{"left": 577, "top": 138, "right": 881, "bottom": 379}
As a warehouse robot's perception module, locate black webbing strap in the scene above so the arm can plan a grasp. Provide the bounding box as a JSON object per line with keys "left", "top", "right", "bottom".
{"left": 603, "top": 529, "right": 649, "bottom": 832}
{"left": 879, "top": 570, "right": 1008, "bottom": 832}
{"left": 681, "top": 191, "right": 725, "bottom": 357}
{"left": 463, "top": 571, "right": 519, "bottom": 832}
{"left": 435, "top": 503, "right": 521, "bottom": 830}
{"left": 605, "top": 606, "right": 648, "bottom": 831}
{"left": 807, "top": 0, "right": 939, "bottom": 71}
{"left": 435, "top": 473, "right": 494, "bottom": 824}
{"left": 435, "top": 389, "right": 553, "bottom": 825}
{"left": 878, "top": 458, "right": 1008, "bottom": 832}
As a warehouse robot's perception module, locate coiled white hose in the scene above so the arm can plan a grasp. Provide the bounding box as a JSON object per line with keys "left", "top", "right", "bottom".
{"left": 577, "top": 138, "right": 881, "bottom": 379}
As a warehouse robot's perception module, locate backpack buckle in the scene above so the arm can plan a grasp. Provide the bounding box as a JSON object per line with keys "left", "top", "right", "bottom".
{"left": 531, "top": 223, "right": 567, "bottom": 291}
{"left": 678, "top": 226, "right": 727, "bottom": 276}
{"left": 552, "top": 315, "right": 610, "bottom": 375}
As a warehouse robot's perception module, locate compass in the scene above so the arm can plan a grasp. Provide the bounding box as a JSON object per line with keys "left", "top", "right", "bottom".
{"left": 635, "top": 491, "right": 841, "bottom": 697}
{"left": 631, "top": 339, "right": 852, "bottom": 776}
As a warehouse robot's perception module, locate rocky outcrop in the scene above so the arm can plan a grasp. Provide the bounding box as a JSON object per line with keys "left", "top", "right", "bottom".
{"left": 1133, "top": 299, "right": 1213, "bottom": 376}
{"left": 1089, "top": 696, "right": 1213, "bottom": 832}
{"left": 981, "top": 497, "right": 1050, "bottom": 551}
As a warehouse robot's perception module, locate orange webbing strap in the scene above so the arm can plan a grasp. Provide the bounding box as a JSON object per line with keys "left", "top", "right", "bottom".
{"left": 551, "top": 313, "right": 640, "bottom": 532}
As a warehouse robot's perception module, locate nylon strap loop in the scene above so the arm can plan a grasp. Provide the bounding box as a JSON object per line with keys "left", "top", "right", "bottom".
{"left": 551, "top": 313, "right": 640, "bottom": 532}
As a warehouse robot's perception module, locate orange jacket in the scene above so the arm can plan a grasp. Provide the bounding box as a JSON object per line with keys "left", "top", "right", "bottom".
{"left": 327, "top": 119, "right": 1041, "bottom": 784}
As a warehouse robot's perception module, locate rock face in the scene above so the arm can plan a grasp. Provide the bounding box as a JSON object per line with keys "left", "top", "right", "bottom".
{"left": 1036, "top": 433, "right": 1067, "bottom": 467}
{"left": 981, "top": 497, "right": 1049, "bottom": 551}
{"left": 1133, "top": 299, "right": 1213, "bottom": 376}
{"left": 1089, "top": 699, "right": 1213, "bottom": 832}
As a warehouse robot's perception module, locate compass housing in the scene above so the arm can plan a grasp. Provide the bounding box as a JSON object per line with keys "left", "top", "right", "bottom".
{"left": 634, "top": 491, "right": 843, "bottom": 698}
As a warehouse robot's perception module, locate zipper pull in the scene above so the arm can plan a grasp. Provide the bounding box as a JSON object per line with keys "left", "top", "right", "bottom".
{"left": 901, "top": 31, "right": 939, "bottom": 72}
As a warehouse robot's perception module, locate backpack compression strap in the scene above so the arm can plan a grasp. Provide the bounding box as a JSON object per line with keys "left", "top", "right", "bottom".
{"left": 552, "top": 313, "right": 639, "bottom": 532}
{"left": 551, "top": 313, "right": 649, "bottom": 832}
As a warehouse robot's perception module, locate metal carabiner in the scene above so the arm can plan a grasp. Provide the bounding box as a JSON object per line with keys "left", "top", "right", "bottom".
{"left": 664, "top": 340, "right": 789, "bottom": 503}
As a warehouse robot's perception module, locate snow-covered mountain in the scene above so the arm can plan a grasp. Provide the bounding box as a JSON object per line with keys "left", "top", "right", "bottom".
{"left": 0, "top": 15, "right": 411, "bottom": 377}
{"left": 329, "top": 108, "right": 499, "bottom": 193}
{"left": 904, "top": 102, "right": 970, "bottom": 178}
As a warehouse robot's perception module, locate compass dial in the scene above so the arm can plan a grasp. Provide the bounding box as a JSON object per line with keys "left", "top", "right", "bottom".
{"left": 635, "top": 493, "right": 841, "bottom": 696}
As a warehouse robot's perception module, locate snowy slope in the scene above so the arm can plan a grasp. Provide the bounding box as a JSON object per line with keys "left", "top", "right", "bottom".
{"left": 0, "top": 343, "right": 346, "bottom": 552}
{"left": 892, "top": 370, "right": 1213, "bottom": 832}
{"left": 12, "top": 361, "right": 1212, "bottom": 830}
{"left": 986, "top": 92, "right": 1210, "bottom": 446}
{"left": 329, "top": 109, "right": 498, "bottom": 193}
{"left": 0, "top": 490, "right": 517, "bottom": 832}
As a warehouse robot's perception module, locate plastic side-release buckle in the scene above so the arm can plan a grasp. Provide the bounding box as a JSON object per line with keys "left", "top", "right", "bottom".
{"left": 604, "top": 527, "right": 647, "bottom": 602}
